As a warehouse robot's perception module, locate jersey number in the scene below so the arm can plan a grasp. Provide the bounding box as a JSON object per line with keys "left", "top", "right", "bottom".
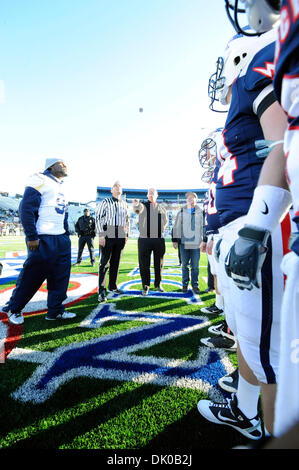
{"left": 217, "top": 156, "right": 238, "bottom": 186}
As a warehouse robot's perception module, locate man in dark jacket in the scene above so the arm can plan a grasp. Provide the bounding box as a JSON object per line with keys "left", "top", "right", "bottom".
{"left": 133, "top": 188, "right": 168, "bottom": 295}
{"left": 74, "top": 208, "right": 96, "bottom": 266}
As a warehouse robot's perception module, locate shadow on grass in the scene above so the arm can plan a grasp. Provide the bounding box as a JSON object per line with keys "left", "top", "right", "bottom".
{"left": 143, "top": 406, "right": 249, "bottom": 450}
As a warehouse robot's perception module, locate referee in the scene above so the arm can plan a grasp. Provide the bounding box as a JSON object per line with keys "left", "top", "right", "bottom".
{"left": 95, "top": 181, "right": 130, "bottom": 302}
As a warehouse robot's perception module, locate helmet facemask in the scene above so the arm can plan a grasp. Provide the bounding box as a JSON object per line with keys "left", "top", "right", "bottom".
{"left": 199, "top": 137, "right": 217, "bottom": 170}
{"left": 224, "top": 0, "right": 280, "bottom": 35}
{"left": 208, "top": 57, "right": 229, "bottom": 112}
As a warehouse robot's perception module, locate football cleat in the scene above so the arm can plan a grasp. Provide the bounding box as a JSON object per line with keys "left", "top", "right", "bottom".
{"left": 208, "top": 319, "right": 234, "bottom": 340}
{"left": 197, "top": 393, "right": 262, "bottom": 440}
{"left": 201, "top": 303, "right": 223, "bottom": 315}
{"left": 200, "top": 335, "right": 237, "bottom": 352}
{"left": 218, "top": 368, "right": 239, "bottom": 393}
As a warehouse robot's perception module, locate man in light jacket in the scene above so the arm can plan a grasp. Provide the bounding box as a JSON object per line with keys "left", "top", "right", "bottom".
{"left": 172, "top": 192, "right": 203, "bottom": 295}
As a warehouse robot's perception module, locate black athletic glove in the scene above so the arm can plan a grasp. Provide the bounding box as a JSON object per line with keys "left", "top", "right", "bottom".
{"left": 225, "top": 225, "right": 270, "bottom": 290}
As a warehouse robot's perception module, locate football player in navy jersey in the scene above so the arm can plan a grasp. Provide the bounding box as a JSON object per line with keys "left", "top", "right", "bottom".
{"left": 199, "top": 131, "right": 224, "bottom": 315}
{"left": 224, "top": 0, "right": 299, "bottom": 442}
{"left": 197, "top": 28, "right": 292, "bottom": 440}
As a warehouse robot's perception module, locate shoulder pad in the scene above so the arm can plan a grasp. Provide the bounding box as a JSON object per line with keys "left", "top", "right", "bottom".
{"left": 244, "top": 42, "right": 275, "bottom": 92}
{"left": 25, "top": 173, "right": 46, "bottom": 193}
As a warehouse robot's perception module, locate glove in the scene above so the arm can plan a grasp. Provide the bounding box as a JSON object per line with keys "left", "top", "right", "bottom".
{"left": 225, "top": 225, "right": 270, "bottom": 290}
{"left": 255, "top": 139, "right": 284, "bottom": 159}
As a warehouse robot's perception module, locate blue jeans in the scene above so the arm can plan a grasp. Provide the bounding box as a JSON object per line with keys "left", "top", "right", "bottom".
{"left": 179, "top": 245, "right": 200, "bottom": 287}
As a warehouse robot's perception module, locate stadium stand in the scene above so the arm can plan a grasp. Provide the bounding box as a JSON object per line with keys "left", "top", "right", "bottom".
{"left": 97, "top": 187, "right": 208, "bottom": 238}
{"left": 97, "top": 187, "right": 207, "bottom": 204}
{"left": 0, "top": 193, "right": 95, "bottom": 235}
{"left": 0, "top": 186, "right": 208, "bottom": 238}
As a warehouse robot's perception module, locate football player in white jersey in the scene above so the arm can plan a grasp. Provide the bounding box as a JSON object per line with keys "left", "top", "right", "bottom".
{"left": 2, "top": 158, "right": 76, "bottom": 325}
{"left": 197, "top": 26, "right": 292, "bottom": 441}
{"left": 224, "top": 0, "right": 299, "bottom": 441}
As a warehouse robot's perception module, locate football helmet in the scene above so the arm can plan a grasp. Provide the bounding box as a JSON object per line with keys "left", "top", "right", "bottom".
{"left": 209, "top": 32, "right": 264, "bottom": 109}
{"left": 225, "top": 0, "right": 281, "bottom": 35}
{"left": 199, "top": 128, "right": 223, "bottom": 184}
{"left": 201, "top": 167, "right": 215, "bottom": 184}
{"left": 199, "top": 137, "right": 217, "bottom": 169}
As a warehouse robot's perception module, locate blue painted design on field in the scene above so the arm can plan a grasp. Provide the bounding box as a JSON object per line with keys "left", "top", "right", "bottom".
{"left": 115, "top": 279, "right": 202, "bottom": 303}
{"left": 21, "top": 304, "right": 226, "bottom": 400}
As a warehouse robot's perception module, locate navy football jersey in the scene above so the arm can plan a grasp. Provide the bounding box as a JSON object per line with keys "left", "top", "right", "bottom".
{"left": 206, "top": 164, "right": 222, "bottom": 235}
{"left": 274, "top": 0, "right": 299, "bottom": 126}
{"left": 216, "top": 31, "right": 277, "bottom": 227}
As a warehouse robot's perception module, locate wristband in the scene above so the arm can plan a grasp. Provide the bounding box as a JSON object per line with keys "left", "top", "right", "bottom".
{"left": 245, "top": 185, "right": 292, "bottom": 232}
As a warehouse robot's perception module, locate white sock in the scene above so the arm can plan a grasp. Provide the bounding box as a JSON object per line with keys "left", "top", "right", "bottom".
{"left": 215, "top": 294, "right": 223, "bottom": 309}
{"left": 236, "top": 374, "right": 260, "bottom": 420}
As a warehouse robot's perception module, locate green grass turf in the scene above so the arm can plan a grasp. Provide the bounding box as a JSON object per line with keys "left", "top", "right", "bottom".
{"left": 0, "top": 236, "right": 248, "bottom": 451}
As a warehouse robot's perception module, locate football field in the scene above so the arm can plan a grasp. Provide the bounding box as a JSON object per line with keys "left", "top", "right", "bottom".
{"left": 0, "top": 236, "right": 248, "bottom": 454}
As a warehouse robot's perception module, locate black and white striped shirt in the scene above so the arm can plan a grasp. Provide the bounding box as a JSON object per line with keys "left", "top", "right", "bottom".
{"left": 95, "top": 197, "right": 130, "bottom": 238}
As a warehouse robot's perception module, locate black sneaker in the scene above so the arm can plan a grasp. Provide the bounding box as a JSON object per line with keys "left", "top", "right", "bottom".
{"left": 218, "top": 368, "right": 239, "bottom": 393}
{"left": 208, "top": 320, "right": 234, "bottom": 340}
{"left": 98, "top": 290, "right": 107, "bottom": 302}
{"left": 111, "top": 288, "right": 123, "bottom": 295}
{"left": 197, "top": 393, "right": 262, "bottom": 440}
{"left": 201, "top": 303, "right": 223, "bottom": 315}
{"left": 155, "top": 285, "right": 165, "bottom": 292}
{"left": 192, "top": 286, "right": 200, "bottom": 295}
{"left": 182, "top": 286, "right": 188, "bottom": 293}
{"left": 200, "top": 335, "right": 237, "bottom": 352}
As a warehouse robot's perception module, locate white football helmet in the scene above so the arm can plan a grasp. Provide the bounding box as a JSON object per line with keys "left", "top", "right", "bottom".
{"left": 225, "top": 0, "right": 281, "bottom": 35}
{"left": 199, "top": 128, "right": 223, "bottom": 179}
{"left": 209, "top": 32, "right": 262, "bottom": 108}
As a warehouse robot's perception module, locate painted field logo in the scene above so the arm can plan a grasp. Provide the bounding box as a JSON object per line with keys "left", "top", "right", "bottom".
{"left": 2, "top": 250, "right": 232, "bottom": 405}
{"left": 9, "top": 303, "right": 233, "bottom": 404}
{"left": 0, "top": 272, "right": 98, "bottom": 314}
{"left": 0, "top": 272, "right": 98, "bottom": 361}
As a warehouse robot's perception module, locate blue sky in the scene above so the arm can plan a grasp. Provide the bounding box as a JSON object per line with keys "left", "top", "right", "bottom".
{"left": 0, "top": 1, "right": 235, "bottom": 202}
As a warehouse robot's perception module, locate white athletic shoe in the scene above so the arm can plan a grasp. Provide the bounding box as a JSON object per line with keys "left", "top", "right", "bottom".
{"left": 45, "top": 311, "right": 76, "bottom": 320}
{"left": 8, "top": 311, "right": 24, "bottom": 325}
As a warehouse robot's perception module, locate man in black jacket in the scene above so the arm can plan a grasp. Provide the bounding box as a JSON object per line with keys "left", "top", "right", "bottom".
{"left": 133, "top": 188, "right": 168, "bottom": 295}
{"left": 74, "top": 208, "right": 96, "bottom": 266}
